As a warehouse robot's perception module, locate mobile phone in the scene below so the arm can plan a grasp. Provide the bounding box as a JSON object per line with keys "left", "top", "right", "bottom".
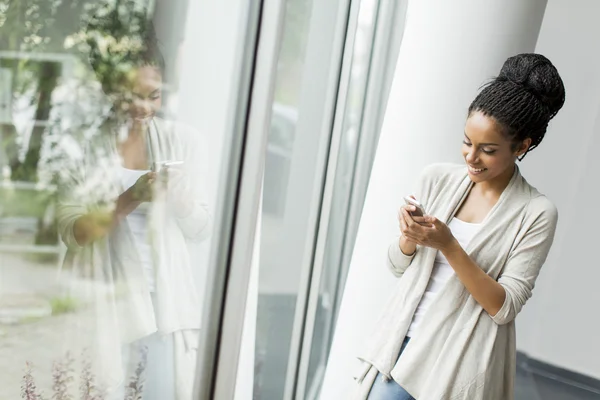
{"left": 152, "top": 160, "right": 184, "bottom": 173}
{"left": 403, "top": 196, "right": 426, "bottom": 217}
{"left": 163, "top": 161, "right": 184, "bottom": 169}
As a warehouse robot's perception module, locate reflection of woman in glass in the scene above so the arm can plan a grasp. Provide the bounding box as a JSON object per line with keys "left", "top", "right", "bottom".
{"left": 355, "top": 54, "right": 565, "bottom": 400}
{"left": 55, "top": 5, "right": 210, "bottom": 399}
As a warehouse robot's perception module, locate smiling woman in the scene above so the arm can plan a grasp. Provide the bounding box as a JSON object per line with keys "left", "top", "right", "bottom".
{"left": 48, "top": 2, "right": 211, "bottom": 399}
{"left": 354, "top": 53, "right": 566, "bottom": 400}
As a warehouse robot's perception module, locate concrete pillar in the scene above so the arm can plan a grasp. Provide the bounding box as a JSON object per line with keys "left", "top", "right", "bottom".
{"left": 320, "top": 0, "right": 548, "bottom": 397}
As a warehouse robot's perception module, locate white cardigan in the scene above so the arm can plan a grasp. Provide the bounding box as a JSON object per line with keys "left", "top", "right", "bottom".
{"left": 353, "top": 163, "right": 558, "bottom": 400}
{"left": 54, "top": 117, "right": 210, "bottom": 398}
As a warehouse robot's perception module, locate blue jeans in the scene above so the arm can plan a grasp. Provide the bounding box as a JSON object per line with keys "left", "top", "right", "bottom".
{"left": 367, "top": 337, "right": 415, "bottom": 400}
{"left": 115, "top": 293, "right": 176, "bottom": 400}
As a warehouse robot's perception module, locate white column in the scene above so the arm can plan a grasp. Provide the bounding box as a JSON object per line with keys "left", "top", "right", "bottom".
{"left": 320, "top": 0, "right": 548, "bottom": 397}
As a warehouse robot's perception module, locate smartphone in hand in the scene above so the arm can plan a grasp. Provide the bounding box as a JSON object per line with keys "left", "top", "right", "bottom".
{"left": 153, "top": 160, "right": 184, "bottom": 173}
{"left": 403, "top": 196, "right": 426, "bottom": 217}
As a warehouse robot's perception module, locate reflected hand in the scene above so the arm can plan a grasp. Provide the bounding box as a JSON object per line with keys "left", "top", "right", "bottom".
{"left": 73, "top": 208, "right": 115, "bottom": 246}
{"left": 131, "top": 172, "right": 156, "bottom": 202}
{"left": 164, "top": 167, "right": 194, "bottom": 216}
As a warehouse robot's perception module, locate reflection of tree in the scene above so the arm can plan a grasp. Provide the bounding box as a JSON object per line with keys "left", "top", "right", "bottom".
{"left": 0, "top": 0, "right": 91, "bottom": 249}
{"left": 274, "top": 0, "right": 312, "bottom": 106}
{"left": 0, "top": 0, "right": 155, "bottom": 182}
{"left": 44, "top": 1, "right": 161, "bottom": 237}
{"left": 0, "top": 0, "right": 155, "bottom": 248}
{"left": 0, "top": 0, "right": 89, "bottom": 182}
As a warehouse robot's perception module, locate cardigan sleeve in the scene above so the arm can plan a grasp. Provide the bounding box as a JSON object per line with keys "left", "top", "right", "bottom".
{"left": 387, "top": 237, "right": 416, "bottom": 277}
{"left": 491, "top": 198, "right": 559, "bottom": 325}
{"left": 49, "top": 135, "right": 91, "bottom": 251}
{"left": 56, "top": 200, "right": 87, "bottom": 250}
{"left": 386, "top": 163, "right": 448, "bottom": 276}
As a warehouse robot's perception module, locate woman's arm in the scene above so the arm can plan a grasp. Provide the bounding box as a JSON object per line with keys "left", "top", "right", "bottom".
{"left": 402, "top": 208, "right": 506, "bottom": 317}
{"left": 442, "top": 240, "right": 506, "bottom": 316}
{"left": 399, "top": 234, "right": 417, "bottom": 256}
{"left": 401, "top": 199, "right": 558, "bottom": 324}
{"left": 68, "top": 171, "right": 156, "bottom": 246}
{"left": 387, "top": 236, "right": 417, "bottom": 277}
{"left": 71, "top": 188, "right": 141, "bottom": 246}
{"left": 387, "top": 199, "right": 423, "bottom": 276}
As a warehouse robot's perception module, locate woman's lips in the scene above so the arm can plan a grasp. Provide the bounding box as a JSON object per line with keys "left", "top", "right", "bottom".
{"left": 133, "top": 114, "right": 153, "bottom": 121}
{"left": 468, "top": 165, "right": 487, "bottom": 174}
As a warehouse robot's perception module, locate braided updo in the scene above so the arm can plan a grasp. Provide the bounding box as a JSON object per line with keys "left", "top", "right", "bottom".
{"left": 468, "top": 53, "right": 565, "bottom": 160}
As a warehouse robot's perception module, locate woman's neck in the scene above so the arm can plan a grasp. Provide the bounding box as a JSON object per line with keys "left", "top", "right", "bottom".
{"left": 128, "top": 120, "right": 148, "bottom": 140}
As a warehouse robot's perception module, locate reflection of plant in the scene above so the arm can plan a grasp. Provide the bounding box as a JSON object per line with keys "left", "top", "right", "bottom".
{"left": 80, "top": 350, "right": 105, "bottom": 400}
{"left": 125, "top": 346, "right": 148, "bottom": 400}
{"left": 52, "top": 353, "right": 74, "bottom": 400}
{"left": 21, "top": 362, "right": 43, "bottom": 400}
{"left": 0, "top": 0, "right": 90, "bottom": 182}
{"left": 50, "top": 296, "right": 79, "bottom": 316}
{"left": 22, "top": 347, "right": 149, "bottom": 400}
{"left": 1, "top": 0, "right": 154, "bottom": 183}
{"left": 65, "top": 0, "right": 160, "bottom": 108}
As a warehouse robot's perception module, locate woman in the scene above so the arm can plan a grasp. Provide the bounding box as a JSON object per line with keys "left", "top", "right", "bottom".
{"left": 54, "top": 6, "right": 210, "bottom": 399}
{"left": 354, "top": 53, "right": 565, "bottom": 400}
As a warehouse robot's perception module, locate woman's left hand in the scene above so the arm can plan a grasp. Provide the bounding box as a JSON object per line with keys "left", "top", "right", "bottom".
{"left": 400, "top": 208, "right": 457, "bottom": 252}
{"left": 165, "top": 168, "right": 194, "bottom": 216}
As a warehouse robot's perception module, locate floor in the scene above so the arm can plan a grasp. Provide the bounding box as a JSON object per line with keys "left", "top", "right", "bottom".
{"left": 515, "top": 354, "right": 600, "bottom": 400}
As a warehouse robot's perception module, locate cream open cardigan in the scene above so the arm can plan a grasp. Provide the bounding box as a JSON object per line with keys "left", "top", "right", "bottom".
{"left": 54, "top": 117, "right": 210, "bottom": 399}
{"left": 353, "top": 163, "right": 558, "bottom": 400}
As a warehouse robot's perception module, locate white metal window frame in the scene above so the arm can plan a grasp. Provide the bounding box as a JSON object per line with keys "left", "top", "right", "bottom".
{"left": 193, "top": 0, "right": 408, "bottom": 397}
{"left": 334, "top": 0, "right": 408, "bottom": 313}
{"left": 274, "top": 0, "right": 354, "bottom": 399}
{"left": 295, "top": 0, "right": 410, "bottom": 398}
{"left": 193, "top": 1, "right": 287, "bottom": 399}
{"left": 291, "top": 0, "right": 367, "bottom": 398}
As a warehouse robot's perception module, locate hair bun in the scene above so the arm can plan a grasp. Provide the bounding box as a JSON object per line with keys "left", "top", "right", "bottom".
{"left": 497, "top": 53, "right": 565, "bottom": 119}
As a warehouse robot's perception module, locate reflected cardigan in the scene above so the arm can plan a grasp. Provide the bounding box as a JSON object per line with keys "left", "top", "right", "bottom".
{"left": 54, "top": 117, "right": 210, "bottom": 399}
{"left": 353, "top": 163, "right": 558, "bottom": 400}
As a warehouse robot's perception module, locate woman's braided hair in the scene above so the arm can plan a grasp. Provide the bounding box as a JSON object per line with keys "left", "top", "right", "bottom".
{"left": 468, "top": 53, "right": 565, "bottom": 160}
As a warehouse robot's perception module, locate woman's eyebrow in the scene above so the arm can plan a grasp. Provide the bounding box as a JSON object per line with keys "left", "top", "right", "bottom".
{"left": 464, "top": 133, "right": 499, "bottom": 146}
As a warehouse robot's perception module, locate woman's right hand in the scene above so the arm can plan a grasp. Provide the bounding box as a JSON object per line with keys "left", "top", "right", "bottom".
{"left": 397, "top": 195, "right": 426, "bottom": 256}
{"left": 130, "top": 171, "right": 156, "bottom": 203}
{"left": 72, "top": 172, "right": 156, "bottom": 246}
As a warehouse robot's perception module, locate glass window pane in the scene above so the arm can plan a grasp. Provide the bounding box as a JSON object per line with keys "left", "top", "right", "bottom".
{"left": 304, "top": 0, "right": 379, "bottom": 396}
{"left": 0, "top": 1, "right": 248, "bottom": 398}
{"left": 253, "top": 0, "right": 314, "bottom": 396}
{"left": 251, "top": 0, "right": 351, "bottom": 397}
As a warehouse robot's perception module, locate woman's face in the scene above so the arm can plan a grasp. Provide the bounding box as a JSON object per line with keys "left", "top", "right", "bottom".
{"left": 128, "top": 65, "right": 162, "bottom": 122}
{"left": 110, "top": 65, "right": 162, "bottom": 122}
{"left": 462, "top": 111, "right": 529, "bottom": 183}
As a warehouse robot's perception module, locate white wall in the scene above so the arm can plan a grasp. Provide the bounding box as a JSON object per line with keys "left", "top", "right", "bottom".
{"left": 514, "top": 0, "right": 600, "bottom": 379}
{"left": 321, "top": 1, "right": 548, "bottom": 397}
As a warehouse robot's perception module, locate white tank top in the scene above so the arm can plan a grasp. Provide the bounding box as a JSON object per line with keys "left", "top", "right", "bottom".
{"left": 406, "top": 218, "right": 481, "bottom": 337}
{"left": 119, "top": 167, "right": 155, "bottom": 292}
